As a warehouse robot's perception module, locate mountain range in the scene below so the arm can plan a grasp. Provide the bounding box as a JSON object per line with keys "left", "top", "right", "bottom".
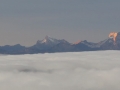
{"left": 0, "top": 32, "right": 120, "bottom": 54}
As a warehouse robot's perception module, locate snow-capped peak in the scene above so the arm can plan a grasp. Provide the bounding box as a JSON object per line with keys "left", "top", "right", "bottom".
{"left": 36, "top": 36, "right": 68, "bottom": 46}
{"left": 41, "top": 36, "right": 58, "bottom": 44}
{"left": 41, "top": 36, "right": 48, "bottom": 43}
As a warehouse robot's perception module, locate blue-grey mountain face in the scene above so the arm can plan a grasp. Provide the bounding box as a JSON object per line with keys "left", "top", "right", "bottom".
{"left": 34, "top": 36, "right": 69, "bottom": 49}
{"left": 0, "top": 32, "right": 120, "bottom": 54}
{"left": 98, "top": 32, "right": 120, "bottom": 50}
{"left": 0, "top": 44, "right": 25, "bottom": 54}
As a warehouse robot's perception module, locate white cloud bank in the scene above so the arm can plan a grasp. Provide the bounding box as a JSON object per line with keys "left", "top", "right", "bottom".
{"left": 0, "top": 50, "right": 120, "bottom": 90}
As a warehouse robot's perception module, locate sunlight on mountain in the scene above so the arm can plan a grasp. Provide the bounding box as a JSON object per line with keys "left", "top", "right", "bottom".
{"left": 109, "top": 32, "right": 118, "bottom": 42}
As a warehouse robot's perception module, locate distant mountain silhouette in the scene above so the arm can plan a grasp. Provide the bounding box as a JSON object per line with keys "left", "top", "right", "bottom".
{"left": 1, "top": 32, "right": 120, "bottom": 54}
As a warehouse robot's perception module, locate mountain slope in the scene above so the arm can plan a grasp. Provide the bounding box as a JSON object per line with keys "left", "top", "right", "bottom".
{"left": 97, "top": 32, "right": 120, "bottom": 50}
{"left": 0, "top": 44, "right": 26, "bottom": 54}
{"left": 48, "top": 41, "right": 72, "bottom": 52}
{"left": 26, "top": 36, "right": 70, "bottom": 53}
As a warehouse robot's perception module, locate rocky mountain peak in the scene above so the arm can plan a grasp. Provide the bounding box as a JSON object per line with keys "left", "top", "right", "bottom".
{"left": 109, "top": 32, "right": 118, "bottom": 44}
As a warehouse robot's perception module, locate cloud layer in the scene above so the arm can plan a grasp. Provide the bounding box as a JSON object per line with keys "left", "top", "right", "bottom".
{"left": 0, "top": 51, "right": 120, "bottom": 90}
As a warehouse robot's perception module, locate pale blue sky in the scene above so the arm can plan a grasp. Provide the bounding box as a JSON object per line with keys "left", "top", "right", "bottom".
{"left": 0, "top": 0, "right": 120, "bottom": 46}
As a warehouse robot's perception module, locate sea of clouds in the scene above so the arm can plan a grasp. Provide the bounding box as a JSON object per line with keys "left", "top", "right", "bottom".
{"left": 0, "top": 51, "right": 120, "bottom": 90}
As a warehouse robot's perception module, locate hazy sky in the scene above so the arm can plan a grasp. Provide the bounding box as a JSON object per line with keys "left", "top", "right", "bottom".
{"left": 0, "top": 0, "right": 120, "bottom": 46}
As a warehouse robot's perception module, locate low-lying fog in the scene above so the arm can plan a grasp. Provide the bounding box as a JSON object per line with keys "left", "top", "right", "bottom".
{"left": 0, "top": 51, "right": 120, "bottom": 90}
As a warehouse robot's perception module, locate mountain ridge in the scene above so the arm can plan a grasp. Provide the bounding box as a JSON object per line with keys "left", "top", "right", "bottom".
{"left": 1, "top": 32, "right": 120, "bottom": 54}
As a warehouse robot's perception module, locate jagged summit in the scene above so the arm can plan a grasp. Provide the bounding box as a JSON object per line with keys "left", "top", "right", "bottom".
{"left": 42, "top": 35, "right": 54, "bottom": 43}
{"left": 41, "top": 35, "right": 57, "bottom": 43}
{"left": 36, "top": 36, "right": 50, "bottom": 43}
{"left": 36, "top": 35, "right": 65, "bottom": 45}
{"left": 109, "top": 32, "right": 118, "bottom": 44}
{"left": 95, "top": 32, "right": 120, "bottom": 49}
{"left": 32, "top": 36, "right": 70, "bottom": 52}
{"left": 108, "top": 32, "right": 120, "bottom": 45}
{"left": 42, "top": 35, "right": 49, "bottom": 43}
